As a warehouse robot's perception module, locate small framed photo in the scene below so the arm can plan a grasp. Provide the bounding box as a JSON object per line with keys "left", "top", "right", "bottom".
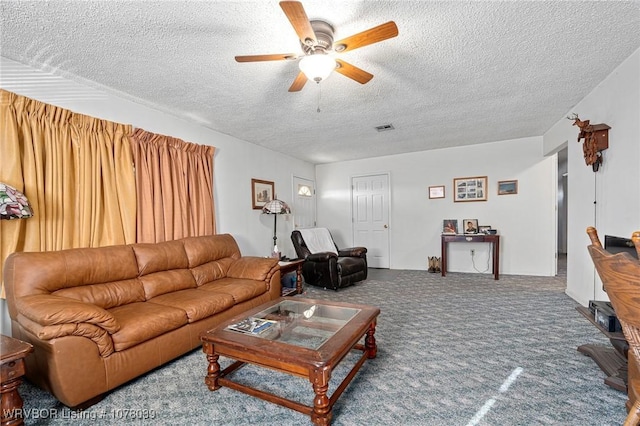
{"left": 429, "top": 185, "right": 445, "bottom": 199}
{"left": 498, "top": 180, "right": 518, "bottom": 195}
{"left": 463, "top": 219, "right": 479, "bottom": 234}
{"left": 454, "top": 176, "right": 487, "bottom": 202}
{"left": 478, "top": 225, "right": 491, "bottom": 234}
{"left": 442, "top": 219, "right": 458, "bottom": 234}
{"left": 251, "top": 178, "right": 274, "bottom": 209}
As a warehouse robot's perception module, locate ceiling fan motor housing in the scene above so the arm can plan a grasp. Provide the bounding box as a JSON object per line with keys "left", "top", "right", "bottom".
{"left": 302, "top": 20, "right": 335, "bottom": 54}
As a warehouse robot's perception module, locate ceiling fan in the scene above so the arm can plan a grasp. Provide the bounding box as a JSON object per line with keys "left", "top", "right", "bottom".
{"left": 235, "top": 1, "right": 398, "bottom": 92}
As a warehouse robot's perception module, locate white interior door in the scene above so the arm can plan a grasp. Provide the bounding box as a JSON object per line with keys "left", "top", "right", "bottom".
{"left": 352, "top": 174, "right": 390, "bottom": 268}
{"left": 292, "top": 176, "right": 316, "bottom": 229}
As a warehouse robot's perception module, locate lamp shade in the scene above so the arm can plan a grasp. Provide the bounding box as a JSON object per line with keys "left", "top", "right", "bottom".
{"left": 298, "top": 54, "right": 336, "bottom": 83}
{"left": 0, "top": 182, "right": 33, "bottom": 220}
{"left": 262, "top": 199, "right": 291, "bottom": 215}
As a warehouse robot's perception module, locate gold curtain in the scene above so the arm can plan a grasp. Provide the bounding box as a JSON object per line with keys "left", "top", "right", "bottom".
{"left": 130, "top": 128, "right": 216, "bottom": 243}
{"left": 0, "top": 89, "right": 136, "bottom": 296}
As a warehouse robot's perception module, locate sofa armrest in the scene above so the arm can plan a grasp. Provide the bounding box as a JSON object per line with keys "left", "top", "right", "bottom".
{"left": 338, "top": 247, "right": 367, "bottom": 257}
{"left": 16, "top": 295, "right": 120, "bottom": 333}
{"left": 227, "top": 257, "right": 279, "bottom": 281}
{"left": 307, "top": 252, "right": 339, "bottom": 262}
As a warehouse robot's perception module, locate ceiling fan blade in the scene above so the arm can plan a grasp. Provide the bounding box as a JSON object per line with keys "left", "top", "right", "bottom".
{"left": 288, "top": 71, "right": 307, "bottom": 92}
{"left": 235, "top": 54, "right": 297, "bottom": 62}
{"left": 335, "top": 59, "right": 373, "bottom": 84}
{"left": 279, "top": 1, "right": 317, "bottom": 46}
{"left": 333, "top": 21, "right": 398, "bottom": 53}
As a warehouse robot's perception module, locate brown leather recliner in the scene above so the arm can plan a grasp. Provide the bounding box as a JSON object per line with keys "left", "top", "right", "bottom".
{"left": 291, "top": 229, "right": 367, "bottom": 291}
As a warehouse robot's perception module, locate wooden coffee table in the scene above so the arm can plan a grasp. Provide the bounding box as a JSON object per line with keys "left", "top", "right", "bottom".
{"left": 200, "top": 297, "right": 379, "bottom": 425}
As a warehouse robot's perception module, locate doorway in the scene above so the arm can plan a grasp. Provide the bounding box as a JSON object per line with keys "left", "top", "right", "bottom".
{"left": 292, "top": 176, "right": 316, "bottom": 229}
{"left": 351, "top": 173, "right": 390, "bottom": 268}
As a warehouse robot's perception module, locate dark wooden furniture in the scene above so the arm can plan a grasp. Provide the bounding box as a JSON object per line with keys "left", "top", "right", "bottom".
{"left": 200, "top": 297, "right": 379, "bottom": 426}
{"left": 441, "top": 234, "right": 500, "bottom": 280}
{"left": 576, "top": 305, "right": 627, "bottom": 391}
{"left": 1, "top": 335, "right": 33, "bottom": 426}
{"left": 279, "top": 259, "right": 305, "bottom": 296}
{"left": 586, "top": 226, "right": 640, "bottom": 425}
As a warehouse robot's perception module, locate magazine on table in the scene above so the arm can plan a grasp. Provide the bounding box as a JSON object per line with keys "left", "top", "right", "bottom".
{"left": 226, "top": 318, "right": 277, "bottom": 335}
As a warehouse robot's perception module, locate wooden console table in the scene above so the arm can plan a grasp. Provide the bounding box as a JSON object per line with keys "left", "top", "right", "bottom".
{"left": 441, "top": 234, "right": 501, "bottom": 280}
{"left": 278, "top": 259, "right": 305, "bottom": 296}
{"left": 576, "top": 306, "right": 628, "bottom": 392}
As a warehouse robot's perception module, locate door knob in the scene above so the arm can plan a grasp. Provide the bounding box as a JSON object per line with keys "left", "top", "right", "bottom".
{"left": 384, "top": 224, "right": 388, "bottom": 228}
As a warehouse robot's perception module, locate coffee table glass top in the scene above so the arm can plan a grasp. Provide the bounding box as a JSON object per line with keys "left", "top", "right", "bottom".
{"left": 225, "top": 299, "right": 360, "bottom": 350}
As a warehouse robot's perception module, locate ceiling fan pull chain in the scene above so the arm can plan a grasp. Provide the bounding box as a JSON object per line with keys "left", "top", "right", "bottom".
{"left": 317, "top": 83, "right": 322, "bottom": 113}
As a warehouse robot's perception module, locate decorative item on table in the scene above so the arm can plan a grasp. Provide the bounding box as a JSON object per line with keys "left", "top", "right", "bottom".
{"left": 0, "top": 182, "right": 33, "bottom": 220}
{"left": 262, "top": 197, "right": 291, "bottom": 259}
{"left": 453, "top": 176, "right": 488, "bottom": 202}
{"left": 442, "top": 219, "right": 458, "bottom": 234}
{"left": 227, "top": 318, "right": 277, "bottom": 335}
{"left": 478, "top": 225, "right": 491, "bottom": 235}
{"left": 463, "top": 219, "right": 479, "bottom": 234}
{"left": 497, "top": 180, "right": 518, "bottom": 195}
{"left": 486, "top": 229, "right": 498, "bottom": 235}
{"left": 428, "top": 185, "right": 445, "bottom": 199}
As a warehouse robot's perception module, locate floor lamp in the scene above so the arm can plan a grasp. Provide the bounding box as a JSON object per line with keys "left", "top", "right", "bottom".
{"left": 262, "top": 198, "right": 291, "bottom": 259}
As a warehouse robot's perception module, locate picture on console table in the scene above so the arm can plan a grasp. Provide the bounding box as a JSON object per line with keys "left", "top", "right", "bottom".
{"left": 463, "top": 219, "right": 479, "bottom": 234}
{"left": 453, "top": 176, "right": 487, "bottom": 202}
{"left": 442, "top": 219, "right": 458, "bottom": 234}
{"left": 478, "top": 225, "right": 491, "bottom": 234}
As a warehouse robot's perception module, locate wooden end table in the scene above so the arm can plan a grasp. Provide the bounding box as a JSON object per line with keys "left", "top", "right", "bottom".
{"left": 279, "top": 259, "right": 305, "bottom": 296}
{"left": 1, "top": 335, "right": 33, "bottom": 426}
{"left": 201, "top": 297, "right": 379, "bottom": 425}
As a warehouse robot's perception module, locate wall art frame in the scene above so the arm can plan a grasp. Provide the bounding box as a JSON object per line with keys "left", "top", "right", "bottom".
{"left": 429, "top": 185, "right": 445, "bottom": 199}
{"left": 453, "top": 176, "right": 487, "bottom": 202}
{"left": 498, "top": 180, "right": 518, "bottom": 195}
{"left": 251, "top": 178, "right": 274, "bottom": 210}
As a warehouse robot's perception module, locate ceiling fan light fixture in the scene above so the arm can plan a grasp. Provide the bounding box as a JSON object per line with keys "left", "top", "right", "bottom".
{"left": 298, "top": 54, "right": 336, "bottom": 83}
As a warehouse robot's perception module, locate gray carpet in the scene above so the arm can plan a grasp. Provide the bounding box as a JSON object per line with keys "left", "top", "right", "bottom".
{"left": 18, "top": 268, "right": 627, "bottom": 425}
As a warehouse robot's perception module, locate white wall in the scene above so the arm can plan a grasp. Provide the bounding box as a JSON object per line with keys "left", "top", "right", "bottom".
{"left": 0, "top": 57, "right": 315, "bottom": 335}
{"left": 543, "top": 48, "right": 640, "bottom": 306}
{"left": 316, "top": 136, "right": 557, "bottom": 275}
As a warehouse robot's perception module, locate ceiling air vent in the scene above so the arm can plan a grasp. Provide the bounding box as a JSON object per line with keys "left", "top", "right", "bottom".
{"left": 375, "top": 124, "right": 395, "bottom": 132}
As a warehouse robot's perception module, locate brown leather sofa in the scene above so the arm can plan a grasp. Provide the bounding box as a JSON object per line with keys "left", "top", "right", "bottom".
{"left": 3, "top": 234, "right": 281, "bottom": 408}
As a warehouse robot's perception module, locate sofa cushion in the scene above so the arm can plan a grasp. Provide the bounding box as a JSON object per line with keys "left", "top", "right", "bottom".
{"left": 190, "top": 258, "right": 235, "bottom": 286}
{"left": 132, "top": 240, "right": 189, "bottom": 276}
{"left": 227, "top": 257, "right": 279, "bottom": 281}
{"left": 109, "top": 302, "right": 187, "bottom": 351}
{"left": 140, "top": 269, "right": 197, "bottom": 299}
{"left": 199, "top": 278, "right": 268, "bottom": 304}
{"left": 53, "top": 279, "right": 145, "bottom": 309}
{"left": 182, "top": 234, "right": 241, "bottom": 268}
{"left": 148, "top": 289, "right": 235, "bottom": 323}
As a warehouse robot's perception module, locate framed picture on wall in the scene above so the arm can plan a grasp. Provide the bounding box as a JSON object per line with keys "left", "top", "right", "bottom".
{"left": 498, "top": 180, "right": 518, "bottom": 195}
{"left": 251, "top": 179, "right": 274, "bottom": 209}
{"left": 429, "top": 185, "right": 445, "bottom": 199}
{"left": 453, "top": 176, "right": 488, "bottom": 202}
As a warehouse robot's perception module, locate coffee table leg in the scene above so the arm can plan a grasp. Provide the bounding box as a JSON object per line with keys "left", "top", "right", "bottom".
{"left": 310, "top": 367, "right": 332, "bottom": 426}
{"left": 202, "top": 342, "right": 221, "bottom": 391}
{"left": 365, "top": 321, "right": 377, "bottom": 359}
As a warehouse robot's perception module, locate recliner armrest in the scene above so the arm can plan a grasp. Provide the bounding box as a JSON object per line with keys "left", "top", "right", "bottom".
{"left": 338, "top": 247, "right": 367, "bottom": 257}
{"left": 307, "top": 252, "right": 338, "bottom": 262}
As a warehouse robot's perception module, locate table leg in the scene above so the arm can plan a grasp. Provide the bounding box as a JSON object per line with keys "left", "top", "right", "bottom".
{"left": 1, "top": 376, "right": 25, "bottom": 426}
{"left": 310, "top": 367, "right": 332, "bottom": 426}
{"left": 365, "top": 321, "right": 378, "bottom": 359}
{"left": 296, "top": 264, "right": 303, "bottom": 294}
{"left": 441, "top": 239, "right": 447, "bottom": 277}
{"left": 493, "top": 239, "right": 500, "bottom": 280}
{"left": 202, "top": 342, "right": 221, "bottom": 391}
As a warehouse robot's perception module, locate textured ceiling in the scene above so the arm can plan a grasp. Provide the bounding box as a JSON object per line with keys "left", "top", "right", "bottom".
{"left": 1, "top": 1, "right": 639, "bottom": 164}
